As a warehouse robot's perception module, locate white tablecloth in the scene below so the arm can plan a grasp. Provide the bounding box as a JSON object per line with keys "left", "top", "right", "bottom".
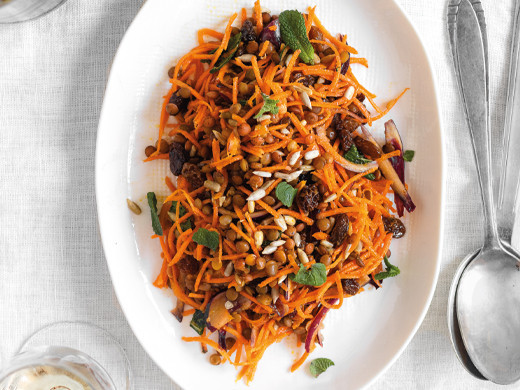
{"left": 0, "top": 0, "right": 518, "bottom": 389}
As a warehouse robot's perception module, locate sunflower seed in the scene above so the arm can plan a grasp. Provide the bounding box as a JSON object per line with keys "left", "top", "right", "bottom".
{"left": 248, "top": 200, "right": 255, "bottom": 214}
{"left": 293, "top": 232, "right": 302, "bottom": 247}
{"left": 260, "top": 179, "right": 275, "bottom": 191}
{"left": 236, "top": 54, "right": 255, "bottom": 63}
{"left": 345, "top": 85, "right": 356, "bottom": 100}
{"left": 224, "top": 300, "right": 234, "bottom": 310}
{"left": 284, "top": 215, "right": 296, "bottom": 226}
{"left": 324, "top": 194, "right": 337, "bottom": 203}
{"left": 224, "top": 261, "right": 234, "bottom": 277}
{"left": 254, "top": 230, "right": 264, "bottom": 247}
{"left": 247, "top": 188, "right": 266, "bottom": 201}
{"left": 274, "top": 215, "right": 288, "bottom": 231}
{"left": 300, "top": 165, "right": 314, "bottom": 172}
{"left": 270, "top": 240, "right": 286, "bottom": 247}
{"left": 204, "top": 180, "right": 221, "bottom": 192}
{"left": 304, "top": 150, "right": 320, "bottom": 160}
{"left": 313, "top": 53, "right": 321, "bottom": 64}
{"left": 297, "top": 248, "right": 309, "bottom": 264}
{"left": 256, "top": 114, "right": 271, "bottom": 123}
{"left": 299, "top": 91, "right": 312, "bottom": 110}
{"left": 289, "top": 151, "right": 301, "bottom": 166}
{"left": 262, "top": 245, "right": 277, "bottom": 255}
{"left": 253, "top": 170, "right": 272, "bottom": 178}
{"left": 321, "top": 240, "right": 334, "bottom": 248}
{"left": 126, "top": 199, "right": 142, "bottom": 215}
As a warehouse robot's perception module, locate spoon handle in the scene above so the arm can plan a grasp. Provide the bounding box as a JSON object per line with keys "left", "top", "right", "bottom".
{"left": 497, "top": 0, "right": 520, "bottom": 248}
{"left": 448, "top": 0, "right": 499, "bottom": 247}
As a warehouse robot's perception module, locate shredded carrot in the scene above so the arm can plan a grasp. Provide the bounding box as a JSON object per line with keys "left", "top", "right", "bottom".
{"left": 145, "top": 2, "right": 411, "bottom": 384}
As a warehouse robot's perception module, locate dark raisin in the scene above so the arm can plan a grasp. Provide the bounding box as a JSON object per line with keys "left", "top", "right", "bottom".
{"left": 330, "top": 214, "right": 349, "bottom": 246}
{"left": 382, "top": 216, "right": 406, "bottom": 238}
{"left": 241, "top": 19, "right": 257, "bottom": 42}
{"left": 290, "top": 72, "right": 304, "bottom": 83}
{"left": 356, "top": 93, "right": 366, "bottom": 103}
{"left": 342, "top": 278, "right": 360, "bottom": 295}
{"left": 169, "top": 142, "right": 188, "bottom": 176}
{"left": 338, "top": 128, "right": 353, "bottom": 151}
{"left": 296, "top": 184, "right": 321, "bottom": 214}
{"left": 169, "top": 91, "right": 189, "bottom": 113}
{"left": 181, "top": 162, "right": 205, "bottom": 189}
{"left": 177, "top": 256, "right": 200, "bottom": 275}
{"left": 301, "top": 75, "right": 317, "bottom": 87}
{"left": 354, "top": 138, "right": 382, "bottom": 160}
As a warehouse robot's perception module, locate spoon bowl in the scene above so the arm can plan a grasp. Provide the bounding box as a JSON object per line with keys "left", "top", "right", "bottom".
{"left": 456, "top": 245, "right": 520, "bottom": 384}
{"left": 447, "top": 249, "right": 486, "bottom": 380}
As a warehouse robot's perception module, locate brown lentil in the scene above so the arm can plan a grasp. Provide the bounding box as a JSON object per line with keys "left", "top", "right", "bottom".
{"left": 236, "top": 240, "right": 250, "bottom": 253}
{"left": 266, "top": 261, "right": 279, "bottom": 276}
{"left": 145, "top": 145, "right": 156, "bottom": 157}
{"left": 209, "top": 354, "right": 221, "bottom": 366}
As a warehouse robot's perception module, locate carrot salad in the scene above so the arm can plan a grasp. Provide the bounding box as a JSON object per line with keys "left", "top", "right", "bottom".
{"left": 140, "top": 1, "right": 415, "bottom": 383}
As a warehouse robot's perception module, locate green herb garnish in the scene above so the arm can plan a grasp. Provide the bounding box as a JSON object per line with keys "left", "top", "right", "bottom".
{"left": 201, "top": 48, "right": 217, "bottom": 63}
{"left": 190, "top": 309, "right": 208, "bottom": 335}
{"left": 275, "top": 181, "right": 298, "bottom": 207}
{"left": 374, "top": 256, "right": 401, "bottom": 280}
{"left": 344, "top": 144, "right": 372, "bottom": 164}
{"left": 168, "top": 201, "right": 192, "bottom": 231}
{"left": 344, "top": 144, "right": 376, "bottom": 180}
{"left": 279, "top": 10, "right": 315, "bottom": 64}
{"left": 210, "top": 32, "right": 242, "bottom": 74}
{"left": 254, "top": 93, "right": 279, "bottom": 119}
{"left": 310, "top": 358, "right": 335, "bottom": 378}
{"left": 147, "top": 192, "right": 163, "bottom": 236}
{"left": 192, "top": 227, "right": 219, "bottom": 251}
{"left": 290, "top": 263, "right": 327, "bottom": 286}
{"left": 403, "top": 150, "right": 415, "bottom": 162}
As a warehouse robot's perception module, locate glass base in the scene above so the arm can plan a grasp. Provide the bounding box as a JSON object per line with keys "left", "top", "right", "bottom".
{"left": 17, "top": 321, "right": 132, "bottom": 390}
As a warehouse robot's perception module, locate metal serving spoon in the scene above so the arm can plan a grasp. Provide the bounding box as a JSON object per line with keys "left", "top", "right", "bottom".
{"left": 448, "top": 0, "right": 520, "bottom": 384}
{"left": 448, "top": 0, "right": 520, "bottom": 381}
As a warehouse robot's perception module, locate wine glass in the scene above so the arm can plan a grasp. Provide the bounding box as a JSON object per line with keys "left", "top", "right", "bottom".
{"left": 0, "top": 0, "right": 68, "bottom": 24}
{"left": 0, "top": 321, "right": 132, "bottom": 389}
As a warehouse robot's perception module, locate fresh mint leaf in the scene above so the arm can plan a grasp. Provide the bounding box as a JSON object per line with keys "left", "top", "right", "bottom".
{"left": 374, "top": 256, "right": 400, "bottom": 280}
{"left": 345, "top": 145, "right": 375, "bottom": 180}
{"left": 168, "top": 201, "right": 192, "bottom": 231}
{"left": 290, "top": 263, "right": 327, "bottom": 286}
{"left": 190, "top": 309, "right": 208, "bottom": 335}
{"left": 275, "top": 181, "right": 298, "bottom": 207}
{"left": 192, "top": 227, "right": 219, "bottom": 251}
{"left": 254, "top": 93, "right": 279, "bottom": 119}
{"left": 310, "top": 358, "right": 335, "bottom": 378}
{"left": 210, "top": 32, "right": 242, "bottom": 74}
{"left": 344, "top": 144, "right": 372, "bottom": 164}
{"left": 403, "top": 150, "right": 415, "bottom": 162}
{"left": 147, "top": 192, "right": 163, "bottom": 236}
{"left": 201, "top": 48, "right": 217, "bottom": 63}
{"left": 279, "top": 10, "right": 315, "bottom": 64}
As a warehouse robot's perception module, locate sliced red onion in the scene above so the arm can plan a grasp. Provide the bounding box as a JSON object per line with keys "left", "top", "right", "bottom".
{"left": 260, "top": 20, "right": 281, "bottom": 50}
{"left": 359, "top": 126, "right": 415, "bottom": 213}
{"left": 218, "top": 329, "right": 227, "bottom": 350}
{"left": 339, "top": 36, "right": 350, "bottom": 75}
{"left": 384, "top": 120, "right": 405, "bottom": 216}
{"left": 170, "top": 299, "right": 185, "bottom": 323}
{"left": 305, "top": 299, "right": 338, "bottom": 353}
